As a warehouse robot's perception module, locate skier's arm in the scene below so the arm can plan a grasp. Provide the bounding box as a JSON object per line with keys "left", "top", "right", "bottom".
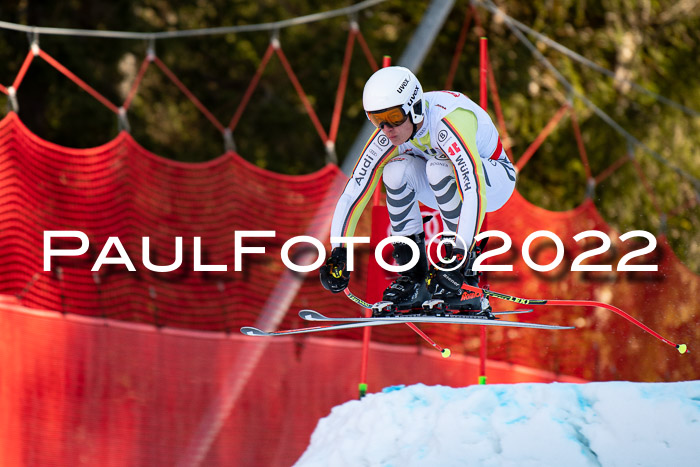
{"left": 436, "top": 108, "right": 488, "bottom": 251}
{"left": 330, "top": 130, "right": 398, "bottom": 247}
{"left": 321, "top": 130, "right": 397, "bottom": 293}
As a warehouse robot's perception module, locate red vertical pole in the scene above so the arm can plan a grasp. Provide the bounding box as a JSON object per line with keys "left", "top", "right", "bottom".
{"left": 359, "top": 218, "right": 375, "bottom": 396}
{"left": 478, "top": 37, "right": 488, "bottom": 385}
{"left": 479, "top": 38, "right": 488, "bottom": 110}
{"left": 360, "top": 55, "right": 392, "bottom": 398}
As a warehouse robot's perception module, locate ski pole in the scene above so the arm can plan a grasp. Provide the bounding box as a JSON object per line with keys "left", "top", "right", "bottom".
{"left": 344, "top": 289, "right": 451, "bottom": 358}
{"left": 477, "top": 287, "right": 688, "bottom": 354}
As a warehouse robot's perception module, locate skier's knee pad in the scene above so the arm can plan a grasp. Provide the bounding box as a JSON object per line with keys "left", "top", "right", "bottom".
{"left": 383, "top": 156, "right": 417, "bottom": 191}
{"left": 425, "top": 155, "right": 455, "bottom": 186}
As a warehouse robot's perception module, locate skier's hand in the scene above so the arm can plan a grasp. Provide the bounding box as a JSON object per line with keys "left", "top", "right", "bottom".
{"left": 426, "top": 248, "right": 466, "bottom": 294}
{"left": 320, "top": 247, "right": 350, "bottom": 293}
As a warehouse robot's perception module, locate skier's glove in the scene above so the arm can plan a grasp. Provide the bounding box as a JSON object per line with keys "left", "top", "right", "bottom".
{"left": 320, "top": 247, "right": 350, "bottom": 293}
{"left": 426, "top": 248, "right": 466, "bottom": 294}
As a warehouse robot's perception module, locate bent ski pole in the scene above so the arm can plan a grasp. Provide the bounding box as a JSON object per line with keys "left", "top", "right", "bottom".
{"left": 477, "top": 286, "right": 688, "bottom": 354}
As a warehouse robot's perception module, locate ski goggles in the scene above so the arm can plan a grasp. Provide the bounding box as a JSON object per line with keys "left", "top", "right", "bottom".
{"left": 366, "top": 106, "right": 409, "bottom": 129}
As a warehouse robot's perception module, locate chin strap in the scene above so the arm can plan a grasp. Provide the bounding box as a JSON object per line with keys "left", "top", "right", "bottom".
{"left": 408, "top": 122, "right": 418, "bottom": 140}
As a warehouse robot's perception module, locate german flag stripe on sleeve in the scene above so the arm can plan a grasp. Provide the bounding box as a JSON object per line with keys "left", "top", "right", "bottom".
{"left": 441, "top": 115, "right": 487, "bottom": 246}
{"left": 340, "top": 134, "right": 398, "bottom": 237}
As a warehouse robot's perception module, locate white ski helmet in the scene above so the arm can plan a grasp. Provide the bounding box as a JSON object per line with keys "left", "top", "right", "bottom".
{"left": 363, "top": 66, "right": 424, "bottom": 127}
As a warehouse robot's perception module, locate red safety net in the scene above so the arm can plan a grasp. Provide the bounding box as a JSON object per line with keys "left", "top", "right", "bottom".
{"left": 364, "top": 195, "right": 699, "bottom": 382}
{"left": 0, "top": 111, "right": 354, "bottom": 332}
{"left": 1, "top": 106, "right": 699, "bottom": 378}
{"left": 4, "top": 108, "right": 697, "bottom": 465}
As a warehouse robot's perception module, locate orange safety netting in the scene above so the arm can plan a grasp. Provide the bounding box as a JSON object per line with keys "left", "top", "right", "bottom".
{"left": 364, "top": 193, "right": 699, "bottom": 382}
{"left": 1, "top": 111, "right": 698, "bottom": 383}
{"left": 0, "top": 111, "right": 351, "bottom": 331}
{"left": 1, "top": 61, "right": 698, "bottom": 467}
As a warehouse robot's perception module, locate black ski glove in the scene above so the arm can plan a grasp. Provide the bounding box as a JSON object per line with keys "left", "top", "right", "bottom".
{"left": 426, "top": 248, "right": 466, "bottom": 294}
{"left": 319, "top": 247, "right": 350, "bottom": 293}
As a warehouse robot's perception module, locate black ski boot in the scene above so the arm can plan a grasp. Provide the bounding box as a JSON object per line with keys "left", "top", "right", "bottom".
{"left": 372, "top": 233, "right": 430, "bottom": 316}
{"left": 423, "top": 247, "right": 494, "bottom": 318}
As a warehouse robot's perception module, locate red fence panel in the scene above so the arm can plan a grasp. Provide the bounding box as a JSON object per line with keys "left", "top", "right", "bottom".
{"left": 0, "top": 298, "right": 583, "bottom": 466}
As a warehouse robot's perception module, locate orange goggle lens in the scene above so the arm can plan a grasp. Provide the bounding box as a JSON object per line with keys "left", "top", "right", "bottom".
{"left": 367, "top": 106, "right": 408, "bottom": 128}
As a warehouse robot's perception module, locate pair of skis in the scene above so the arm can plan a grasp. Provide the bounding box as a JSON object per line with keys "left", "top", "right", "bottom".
{"left": 242, "top": 307, "right": 566, "bottom": 335}
{"left": 240, "top": 285, "right": 688, "bottom": 355}
{"left": 241, "top": 306, "right": 552, "bottom": 358}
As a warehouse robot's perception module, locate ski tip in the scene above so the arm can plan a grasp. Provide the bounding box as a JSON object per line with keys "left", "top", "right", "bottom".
{"left": 441, "top": 348, "right": 451, "bottom": 358}
{"left": 240, "top": 326, "right": 266, "bottom": 336}
{"left": 677, "top": 344, "right": 688, "bottom": 354}
{"left": 299, "top": 309, "right": 324, "bottom": 321}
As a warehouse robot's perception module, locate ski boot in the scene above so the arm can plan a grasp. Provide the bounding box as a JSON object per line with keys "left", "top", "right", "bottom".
{"left": 423, "top": 246, "right": 494, "bottom": 319}
{"left": 371, "top": 233, "right": 430, "bottom": 317}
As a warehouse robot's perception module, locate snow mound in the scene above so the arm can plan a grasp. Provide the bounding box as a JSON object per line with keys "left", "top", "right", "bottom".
{"left": 295, "top": 381, "right": 700, "bottom": 467}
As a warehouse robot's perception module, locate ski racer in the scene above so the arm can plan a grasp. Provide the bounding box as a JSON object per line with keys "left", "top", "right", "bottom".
{"left": 319, "top": 66, "right": 516, "bottom": 315}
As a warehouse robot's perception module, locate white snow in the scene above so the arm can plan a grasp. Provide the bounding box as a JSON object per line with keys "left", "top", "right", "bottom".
{"left": 295, "top": 381, "right": 700, "bottom": 467}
